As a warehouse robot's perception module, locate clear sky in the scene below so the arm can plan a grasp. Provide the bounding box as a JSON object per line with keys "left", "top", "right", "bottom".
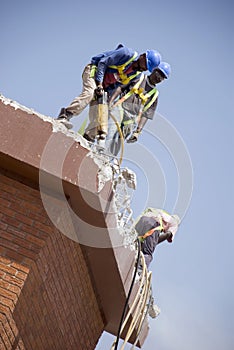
{"left": 1, "top": 1, "right": 234, "bottom": 349}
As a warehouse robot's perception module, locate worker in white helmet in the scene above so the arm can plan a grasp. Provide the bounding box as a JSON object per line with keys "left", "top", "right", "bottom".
{"left": 135, "top": 208, "right": 180, "bottom": 268}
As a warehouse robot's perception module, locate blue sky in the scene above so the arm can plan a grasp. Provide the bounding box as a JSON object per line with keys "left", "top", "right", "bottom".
{"left": 1, "top": 1, "right": 234, "bottom": 349}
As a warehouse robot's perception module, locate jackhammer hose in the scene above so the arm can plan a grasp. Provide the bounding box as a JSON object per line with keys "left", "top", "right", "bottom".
{"left": 113, "top": 238, "right": 141, "bottom": 350}
{"left": 109, "top": 112, "right": 124, "bottom": 166}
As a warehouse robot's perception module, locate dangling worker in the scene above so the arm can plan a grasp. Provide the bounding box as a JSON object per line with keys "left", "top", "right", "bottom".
{"left": 56, "top": 44, "right": 161, "bottom": 145}
{"left": 135, "top": 208, "right": 180, "bottom": 268}
{"left": 107, "top": 62, "right": 171, "bottom": 155}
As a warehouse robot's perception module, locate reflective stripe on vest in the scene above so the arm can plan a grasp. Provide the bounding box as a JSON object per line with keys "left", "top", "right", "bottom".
{"left": 109, "top": 52, "right": 139, "bottom": 85}
{"left": 113, "top": 73, "right": 159, "bottom": 115}
{"left": 143, "top": 88, "right": 158, "bottom": 112}
{"left": 90, "top": 64, "right": 97, "bottom": 78}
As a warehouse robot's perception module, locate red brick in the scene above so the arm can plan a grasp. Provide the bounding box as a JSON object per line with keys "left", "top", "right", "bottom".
{"left": 11, "top": 262, "right": 29, "bottom": 274}
{"left": 0, "top": 280, "right": 9, "bottom": 290}
{"left": 7, "top": 284, "right": 21, "bottom": 296}
{"left": 0, "top": 263, "right": 17, "bottom": 276}
{"left": 16, "top": 247, "right": 38, "bottom": 260}
{"left": 27, "top": 211, "right": 50, "bottom": 225}
{"left": 24, "top": 234, "right": 45, "bottom": 248}
{"left": 33, "top": 221, "right": 55, "bottom": 235}
{"left": 0, "top": 206, "right": 16, "bottom": 218}
{"left": 6, "top": 226, "right": 25, "bottom": 239}
{"left": 1, "top": 250, "right": 25, "bottom": 265}
{"left": 21, "top": 224, "right": 46, "bottom": 238}
{"left": 0, "top": 256, "right": 11, "bottom": 265}
{"left": 0, "top": 237, "right": 22, "bottom": 252}
{"left": 21, "top": 201, "right": 44, "bottom": 214}
{"left": 0, "top": 295, "right": 15, "bottom": 311}
{"left": 3, "top": 275, "right": 25, "bottom": 288}
{"left": 0, "top": 323, "right": 12, "bottom": 349}
{"left": 0, "top": 182, "right": 17, "bottom": 195}
{"left": 0, "top": 287, "right": 18, "bottom": 303}
{"left": 14, "top": 213, "right": 34, "bottom": 227}
{"left": 1, "top": 215, "right": 21, "bottom": 229}
{"left": 9, "top": 201, "right": 28, "bottom": 215}
{"left": 0, "top": 271, "right": 6, "bottom": 279}
{"left": 0, "top": 303, "right": 11, "bottom": 316}
{"left": 0, "top": 174, "right": 104, "bottom": 350}
{"left": 0, "top": 221, "right": 8, "bottom": 231}
{"left": 15, "top": 271, "right": 28, "bottom": 281}
{"left": 0, "top": 197, "right": 11, "bottom": 208}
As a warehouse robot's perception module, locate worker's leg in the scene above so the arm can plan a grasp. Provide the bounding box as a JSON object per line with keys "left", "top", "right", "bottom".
{"left": 56, "top": 64, "right": 96, "bottom": 129}
{"left": 66, "top": 64, "right": 96, "bottom": 116}
{"left": 143, "top": 254, "right": 153, "bottom": 268}
{"left": 83, "top": 99, "right": 99, "bottom": 142}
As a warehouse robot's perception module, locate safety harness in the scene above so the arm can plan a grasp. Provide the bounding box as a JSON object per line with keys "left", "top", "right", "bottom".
{"left": 138, "top": 215, "right": 163, "bottom": 242}
{"left": 109, "top": 52, "right": 140, "bottom": 85}
{"left": 115, "top": 74, "right": 158, "bottom": 109}
{"left": 90, "top": 52, "right": 140, "bottom": 85}
{"left": 113, "top": 73, "right": 159, "bottom": 127}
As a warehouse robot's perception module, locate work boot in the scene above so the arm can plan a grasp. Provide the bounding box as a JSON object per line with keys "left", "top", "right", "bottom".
{"left": 96, "top": 132, "right": 107, "bottom": 148}
{"left": 83, "top": 133, "right": 95, "bottom": 142}
{"left": 56, "top": 108, "right": 73, "bottom": 129}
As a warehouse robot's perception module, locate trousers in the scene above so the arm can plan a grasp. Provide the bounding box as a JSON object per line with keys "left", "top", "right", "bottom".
{"left": 66, "top": 64, "right": 96, "bottom": 116}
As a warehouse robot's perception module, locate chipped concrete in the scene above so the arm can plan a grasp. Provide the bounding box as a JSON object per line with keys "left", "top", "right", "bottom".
{"left": 0, "top": 93, "right": 137, "bottom": 240}
{"left": 0, "top": 93, "right": 88, "bottom": 147}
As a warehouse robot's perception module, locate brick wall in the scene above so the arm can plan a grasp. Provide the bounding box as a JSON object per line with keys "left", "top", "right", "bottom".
{"left": 0, "top": 171, "right": 104, "bottom": 350}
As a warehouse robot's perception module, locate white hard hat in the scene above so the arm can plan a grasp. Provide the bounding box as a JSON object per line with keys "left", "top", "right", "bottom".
{"left": 171, "top": 214, "right": 181, "bottom": 226}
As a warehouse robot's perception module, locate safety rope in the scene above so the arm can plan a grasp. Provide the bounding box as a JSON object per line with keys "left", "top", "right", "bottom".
{"left": 119, "top": 268, "right": 152, "bottom": 350}
{"left": 110, "top": 239, "right": 153, "bottom": 350}
{"left": 111, "top": 238, "right": 141, "bottom": 350}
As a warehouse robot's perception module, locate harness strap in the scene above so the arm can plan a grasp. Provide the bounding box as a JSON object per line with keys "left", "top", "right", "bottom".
{"left": 113, "top": 73, "right": 145, "bottom": 107}
{"left": 89, "top": 64, "right": 97, "bottom": 78}
{"left": 139, "top": 216, "right": 164, "bottom": 241}
{"left": 109, "top": 52, "right": 139, "bottom": 85}
{"left": 143, "top": 88, "right": 158, "bottom": 112}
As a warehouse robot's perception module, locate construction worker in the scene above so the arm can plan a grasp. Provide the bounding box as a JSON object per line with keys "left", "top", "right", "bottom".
{"left": 106, "top": 62, "right": 171, "bottom": 155}
{"left": 56, "top": 44, "right": 162, "bottom": 136}
{"left": 135, "top": 208, "right": 180, "bottom": 268}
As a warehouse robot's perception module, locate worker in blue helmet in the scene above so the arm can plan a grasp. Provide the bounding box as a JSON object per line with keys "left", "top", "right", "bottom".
{"left": 55, "top": 44, "right": 161, "bottom": 132}
{"left": 106, "top": 61, "right": 171, "bottom": 155}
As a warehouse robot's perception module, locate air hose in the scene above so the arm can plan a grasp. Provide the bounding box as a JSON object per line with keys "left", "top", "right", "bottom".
{"left": 112, "top": 238, "right": 141, "bottom": 350}
{"left": 109, "top": 112, "right": 124, "bottom": 166}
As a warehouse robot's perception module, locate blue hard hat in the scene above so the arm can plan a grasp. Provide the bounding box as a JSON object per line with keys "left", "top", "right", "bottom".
{"left": 146, "top": 50, "right": 161, "bottom": 72}
{"left": 157, "top": 61, "right": 171, "bottom": 79}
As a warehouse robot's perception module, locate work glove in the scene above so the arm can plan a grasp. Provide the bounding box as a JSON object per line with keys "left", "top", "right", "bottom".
{"left": 94, "top": 85, "right": 104, "bottom": 97}
{"left": 127, "top": 131, "right": 141, "bottom": 143}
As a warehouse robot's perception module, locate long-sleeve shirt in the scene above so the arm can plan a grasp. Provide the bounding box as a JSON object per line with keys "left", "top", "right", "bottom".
{"left": 135, "top": 215, "right": 172, "bottom": 261}
{"left": 91, "top": 44, "right": 138, "bottom": 89}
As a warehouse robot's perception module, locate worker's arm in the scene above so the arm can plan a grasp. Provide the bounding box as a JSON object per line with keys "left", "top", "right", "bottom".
{"left": 158, "top": 231, "right": 173, "bottom": 244}
{"left": 137, "top": 116, "right": 148, "bottom": 130}
{"left": 127, "top": 95, "right": 159, "bottom": 143}
{"left": 109, "top": 80, "right": 133, "bottom": 107}
{"left": 108, "top": 86, "right": 123, "bottom": 107}
{"left": 95, "top": 46, "right": 136, "bottom": 85}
